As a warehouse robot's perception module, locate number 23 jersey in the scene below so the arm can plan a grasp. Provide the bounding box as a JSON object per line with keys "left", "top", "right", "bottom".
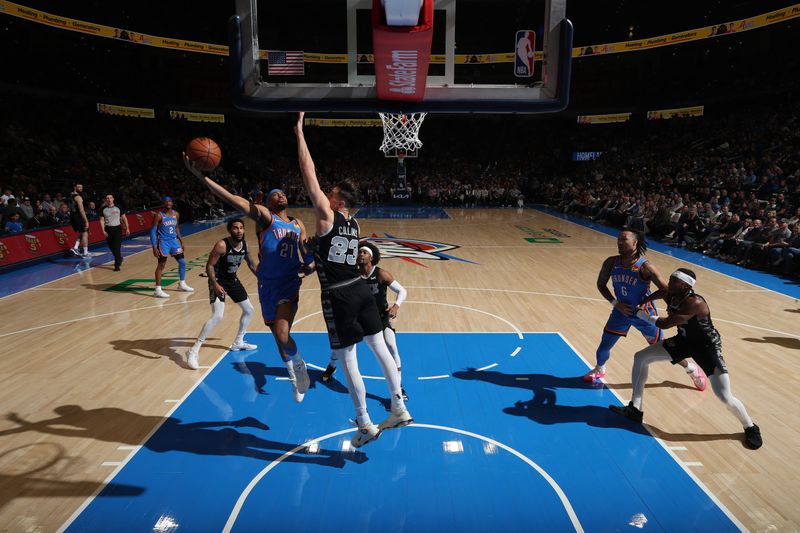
{"left": 315, "top": 210, "right": 360, "bottom": 289}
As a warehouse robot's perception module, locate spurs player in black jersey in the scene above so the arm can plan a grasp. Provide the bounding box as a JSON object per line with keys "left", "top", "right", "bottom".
{"left": 186, "top": 219, "right": 259, "bottom": 370}
{"left": 294, "top": 112, "right": 412, "bottom": 448}
{"left": 322, "top": 241, "right": 409, "bottom": 400}
{"left": 610, "top": 268, "right": 762, "bottom": 450}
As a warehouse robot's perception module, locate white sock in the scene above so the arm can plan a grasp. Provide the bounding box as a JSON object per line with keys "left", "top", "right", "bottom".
{"left": 82, "top": 246, "right": 88, "bottom": 255}
{"left": 73, "top": 241, "right": 80, "bottom": 250}
{"left": 364, "top": 332, "right": 405, "bottom": 413}
{"left": 685, "top": 362, "right": 697, "bottom": 374}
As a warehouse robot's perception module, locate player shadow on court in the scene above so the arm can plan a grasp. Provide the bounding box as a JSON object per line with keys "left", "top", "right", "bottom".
{"left": 741, "top": 336, "right": 800, "bottom": 350}
{"left": 452, "top": 369, "right": 650, "bottom": 434}
{"left": 109, "top": 338, "right": 228, "bottom": 368}
{"left": 230, "top": 362, "right": 391, "bottom": 411}
{"left": 0, "top": 443, "right": 144, "bottom": 511}
{"left": 0, "top": 405, "right": 367, "bottom": 469}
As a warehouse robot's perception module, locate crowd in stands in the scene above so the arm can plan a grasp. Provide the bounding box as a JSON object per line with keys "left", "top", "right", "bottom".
{"left": 551, "top": 102, "right": 800, "bottom": 277}
{"left": 1, "top": 92, "right": 798, "bottom": 278}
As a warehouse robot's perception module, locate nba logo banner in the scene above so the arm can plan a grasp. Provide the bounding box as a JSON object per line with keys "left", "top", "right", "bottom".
{"left": 514, "top": 30, "right": 535, "bottom": 78}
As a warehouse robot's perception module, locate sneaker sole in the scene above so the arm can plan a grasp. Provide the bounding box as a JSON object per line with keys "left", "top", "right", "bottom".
{"left": 380, "top": 417, "right": 414, "bottom": 431}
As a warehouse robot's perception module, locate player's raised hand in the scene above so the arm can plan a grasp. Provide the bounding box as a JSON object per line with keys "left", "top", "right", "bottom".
{"left": 182, "top": 152, "right": 205, "bottom": 179}
{"left": 294, "top": 112, "right": 305, "bottom": 135}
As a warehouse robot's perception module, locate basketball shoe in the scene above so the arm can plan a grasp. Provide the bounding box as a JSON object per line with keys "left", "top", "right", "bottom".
{"left": 378, "top": 408, "right": 413, "bottom": 430}
{"left": 351, "top": 423, "right": 381, "bottom": 448}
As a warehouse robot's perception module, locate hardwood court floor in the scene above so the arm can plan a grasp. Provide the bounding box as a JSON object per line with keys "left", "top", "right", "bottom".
{"left": 0, "top": 208, "right": 797, "bottom": 532}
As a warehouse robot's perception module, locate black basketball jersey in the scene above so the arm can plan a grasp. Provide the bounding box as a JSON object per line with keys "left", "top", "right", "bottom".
{"left": 70, "top": 192, "right": 83, "bottom": 218}
{"left": 315, "top": 210, "right": 360, "bottom": 288}
{"left": 668, "top": 291, "right": 721, "bottom": 346}
{"left": 214, "top": 237, "right": 248, "bottom": 281}
{"left": 364, "top": 266, "right": 389, "bottom": 316}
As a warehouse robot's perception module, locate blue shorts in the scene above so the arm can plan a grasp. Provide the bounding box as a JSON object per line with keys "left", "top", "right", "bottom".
{"left": 258, "top": 275, "right": 301, "bottom": 324}
{"left": 604, "top": 305, "right": 662, "bottom": 344}
{"left": 158, "top": 238, "right": 182, "bottom": 256}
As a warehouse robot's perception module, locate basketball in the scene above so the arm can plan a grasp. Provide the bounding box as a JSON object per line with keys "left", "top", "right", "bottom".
{"left": 185, "top": 137, "right": 222, "bottom": 172}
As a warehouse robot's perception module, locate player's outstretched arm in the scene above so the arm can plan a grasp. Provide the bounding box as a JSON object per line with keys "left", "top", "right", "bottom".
{"left": 293, "top": 112, "right": 334, "bottom": 232}
{"left": 183, "top": 153, "right": 270, "bottom": 223}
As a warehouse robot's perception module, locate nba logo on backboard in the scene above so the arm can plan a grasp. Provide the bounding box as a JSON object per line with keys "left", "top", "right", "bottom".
{"left": 514, "top": 30, "right": 535, "bottom": 78}
{"left": 54, "top": 229, "right": 68, "bottom": 246}
{"left": 25, "top": 235, "right": 41, "bottom": 253}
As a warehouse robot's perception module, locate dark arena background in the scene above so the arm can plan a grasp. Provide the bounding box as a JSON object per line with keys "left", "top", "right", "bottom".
{"left": 1, "top": 1, "right": 799, "bottom": 532}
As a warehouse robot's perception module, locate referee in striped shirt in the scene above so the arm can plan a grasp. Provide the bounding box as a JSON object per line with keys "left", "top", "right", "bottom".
{"left": 100, "top": 194, "right": 129, "bottom": 271}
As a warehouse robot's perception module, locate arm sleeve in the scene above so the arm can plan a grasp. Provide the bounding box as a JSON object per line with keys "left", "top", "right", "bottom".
{"left": 150, "top": 223, "right": 158, "bottom": 247}
{"left": 388, "top": 280, "right": 407, "bottom": 306}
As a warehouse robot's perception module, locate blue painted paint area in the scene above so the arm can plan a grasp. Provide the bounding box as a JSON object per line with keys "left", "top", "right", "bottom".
{"left": 532, "top": 205, "right": 800, "bottom": 299}
{"left": 0, "top": 221, "right": 222, "bottom": 298}
{"left": 65, "top": 332, "right": 740, "bottom": 532}
{"left": 356, "top": 205, "right": 451, "bottom": 219}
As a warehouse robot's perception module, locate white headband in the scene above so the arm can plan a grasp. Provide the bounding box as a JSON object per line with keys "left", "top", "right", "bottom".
{"left": 671, "top": 271, "right": 696, "bottom": 287}
{"left": 359, "top": 246, "right": 373, "bottom": 257}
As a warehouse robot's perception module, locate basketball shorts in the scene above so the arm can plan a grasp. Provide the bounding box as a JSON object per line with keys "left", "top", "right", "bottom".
{"left": 70, "top": 216, "right": 87, "bottom": 233}
{"left": 321, "top": 279, "right": 383, "bottom": 350}
{"left": 157, "top": 238, "right": 183, "bottom": 258}
{"left": 604, "top": 307, "right": 662, "bottom": 344}
{"left": 663, "top": 335, "right": 727, "bottom": 376}
{"left": 209, "top": 278, "right": 248, "bottom": 304}
{"left": 258, "top": 274, "right": 301, "bottom": 324}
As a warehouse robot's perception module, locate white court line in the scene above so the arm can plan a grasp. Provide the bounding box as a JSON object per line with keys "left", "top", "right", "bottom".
{"left": 0, "top": 298, "right": 206, "bottom": 339}
{"left": 116, "top": 446, "right": 139, "bottom": 451}
{"left": 725, "top": 289, "right": 769, "bottom": 293}
{"left": 667, "top": 446, "right": 688, "bottom": 451}
{"left": 307, "top": 363, "right": 326, "bottom": 371}
{"left": 554, "top": 331, "right": 746, "bottom": 531}
{"left": 222, "top": 423, "right": 584, "bottom": 533}
{"left": 30, "top": 287, "right": 77, "bottom": 291}
{"left": 530, "top": 208, "right": 798, "bottom": 301}
{"left": 510, "top": 347, "right": 522, "bottom": 357}
{"left": 683, "top": 462, "right": 704, "bottom": 467}
{"left": 101, "top": 462, "right": 122, "bottom": 467}
{"left": 417, "top": 375, "right": 450, "bottom": 380}
{"left": 164, "top": 399, "right": 179, "bottom": 403}
{"left": 475, "top": 363, "right": 498, "bottom": 371}
{"left": 58, "top": 346, "right": 237, "bottom": 533}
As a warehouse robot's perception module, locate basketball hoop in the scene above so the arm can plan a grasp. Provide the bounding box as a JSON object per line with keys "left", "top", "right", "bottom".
{"left": 379, "top": 112, "right": 427, "bottom": 156}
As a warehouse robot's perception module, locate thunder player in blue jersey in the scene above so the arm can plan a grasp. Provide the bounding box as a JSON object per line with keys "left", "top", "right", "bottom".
{"left": 584, "top": 228, "right": 707, "bottom": 391}
{"left": 150, "top": 196, "right": 194, "bottom": 298}
{"left": 184, "top": 156, "right": 313, "bottom": 403}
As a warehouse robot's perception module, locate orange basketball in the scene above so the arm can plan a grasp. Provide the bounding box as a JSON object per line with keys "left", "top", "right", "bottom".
{"left": 186, "top": 137, "right": 222, "bottom": 172}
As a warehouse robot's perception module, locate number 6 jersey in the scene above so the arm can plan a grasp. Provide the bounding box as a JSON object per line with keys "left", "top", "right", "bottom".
{"left": 315, "top": 211, "right": 360, "bottom": 289}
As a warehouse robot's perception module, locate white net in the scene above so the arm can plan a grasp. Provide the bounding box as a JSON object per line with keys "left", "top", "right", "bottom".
{"left": 379, "top": 112, "right": 427, "bottom": 155}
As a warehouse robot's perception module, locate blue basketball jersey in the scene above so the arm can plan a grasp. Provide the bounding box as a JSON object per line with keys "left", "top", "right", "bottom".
{"left": 158, "top": 210, "right": 178, "bottom": 240}
{"left": 257, "top": 215, "right": 302, "bottom": 280}
{"left": 610, "top": 255, "right": 652, "bottom": 306}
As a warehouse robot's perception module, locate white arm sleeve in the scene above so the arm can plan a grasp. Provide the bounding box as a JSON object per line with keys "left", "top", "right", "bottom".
{"left": 388, "top": 280, "right": 407, "bottom": 306}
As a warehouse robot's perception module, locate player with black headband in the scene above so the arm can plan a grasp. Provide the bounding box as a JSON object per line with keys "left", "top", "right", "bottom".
{"left": 610, "top": 268, "right": 763, "bottom": 450}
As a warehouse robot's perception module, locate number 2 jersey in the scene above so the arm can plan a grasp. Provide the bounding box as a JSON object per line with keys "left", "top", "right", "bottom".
{"left": 315, "top": 210, "right": 360, "bottom": 289}
{"left": 256, "top": 214, "right": 302, "bottom": 280}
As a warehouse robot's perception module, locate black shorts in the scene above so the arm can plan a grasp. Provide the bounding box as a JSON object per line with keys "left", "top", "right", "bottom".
{"left": 70, "top": 217, "right": 87, "bottom": 233}
{"left": 321, "top": 279, "right": 383, "bottom": 349}
{"left": 663, "top": 335, "right": 728, "bottom": 377}
{"left": 209, "top": 278, "right": 248, "bottom": 304}
{"left": 379, "top": 311, "right": 394, "bottom": 331}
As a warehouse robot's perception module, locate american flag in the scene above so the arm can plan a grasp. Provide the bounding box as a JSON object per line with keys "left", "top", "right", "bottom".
{"left": 267, "top": 51, "right": 305, "bottom": 75}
